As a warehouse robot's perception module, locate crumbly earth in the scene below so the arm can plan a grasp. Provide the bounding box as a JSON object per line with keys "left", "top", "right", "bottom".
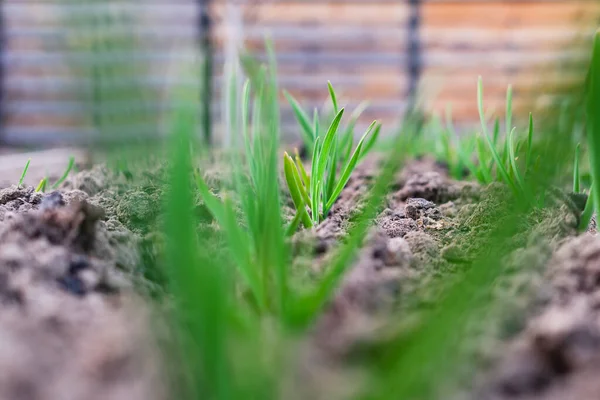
{"left": 0, "top": 185, "right": 165, "bottom": 400}
{"left": 0, "top": 154, "right": 597, "bottom": 399}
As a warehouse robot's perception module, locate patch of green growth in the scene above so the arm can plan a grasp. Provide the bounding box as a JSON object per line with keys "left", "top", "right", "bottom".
{"left": 476, "top": 77, "right": 541, "bottom": 206}
{"left": 285, "top": 81, "right": 374, "bottom": 161}
{"left": 165, "top": 37, "right": 409, "bottom": 398}
{"left": 574, "top": 143, "right": 581, "bottom": 193}
{"left": 18, "top": 158, "right": 30, "bottom": 186}
{"left": 579, "top": 30, "right": 600, "bottom": 232}
{"left": 35, "top": 177, "right": 47, "bottom": 193}
{"left": 283, "top": 83, "right": 380, "bottom": 230}
{"left": 52, "top": 156, "right": 75, "bottom": 189}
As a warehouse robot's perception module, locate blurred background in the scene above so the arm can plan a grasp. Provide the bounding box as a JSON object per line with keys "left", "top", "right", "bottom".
{"left": 0, "top": 0, "right": 598, "bottom": 177}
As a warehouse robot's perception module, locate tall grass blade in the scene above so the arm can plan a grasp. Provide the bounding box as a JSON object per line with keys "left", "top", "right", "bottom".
{"left": 325, "top": 121, "right": 378, "bottom": 213}
{"left": 586, "top": 31, "right": 600, "bottom": 222}
{"left": 525, "top": 112, "right": 534, "bottom": 177}
{"left": 51, "top": 156, "right": 75, "bottom": 189}
{"left": 327, "top": 81, "right": 339, "bottom": 114}
{"left": 284, "top": 152, "right": 312, "bottom": 217}
{"left": 165, "top": 81, "right": 231, "bottom": 400}
{"left": 574, "top": 143, "right": 581, "bottom": 193}
{"left": 508, "top": 127, "right": 525, "bottom": 190}
{"left": 316, "top": 108, "right": 345, "bottom": 181}
{"left": 478, "top": 77, "right": 519, "bottom": 194}
{"left": 360, "top": 122, "right": 381, "bottom": 160}
{"left": 294, "top": 150, "right": 311, "bottom": 189}
{"left": 35, "top": 178, "right": 47, "bottom": 193}
{"left": 285, "top": 90, "right": 314, "bottom": 146}
{"left": 18, "top": 159, "right": 31, "bottom": 186}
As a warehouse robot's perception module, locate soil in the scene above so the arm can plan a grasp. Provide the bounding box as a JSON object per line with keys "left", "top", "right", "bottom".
{"left": 0, "top": 153, "right": 598, "bottom": 399}
{"left": 0, "top": 184, "right": 164, "bottom": 400}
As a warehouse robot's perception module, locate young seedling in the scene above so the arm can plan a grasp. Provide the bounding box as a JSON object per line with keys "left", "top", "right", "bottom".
{"left": 283, "top": 116, "right": 379, "bottom": 229}
{"left": 574, "top": 143, "right": 581, "bottom": 194}
{"left": 285, "top": 82, "right": 375, "bottom": 162}
{"left": 478, "top": 77, "right": 534, "bottom": 204}
{"left": 35, "top": 177, "right": 47, "bottom": 193}
{"left": 52, "top": 156, "right": 75, "bottom": 189}
{"left": 18, "top": 159, "right": 31, "bottom": 186}
{"left": 580, "top": 30, "right": 600, "bottom": 232}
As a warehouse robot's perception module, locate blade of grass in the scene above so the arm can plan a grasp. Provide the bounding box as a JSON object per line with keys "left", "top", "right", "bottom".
{"left": 165, "top": 91, "right": 231, "bottom": 399}
{"left": 475, "top": 133, "right": 493, "bottom": 184}
{"left": 325, "top": 137, "right": 338, "bottom": 205}
{"left": 285, "top": 90, "right": 315, "bottom": 147}
{"left": 586, "top": 31, "right": 600, "bottom": 223}
{"left": 51, "top": 156, "right": 75, "bottom": 189}
{"left": 477, "top": 77, "right": 519, "bottom": 194}
{"left": 284, "top": 152, "right": 313, "bottom": 213}
{"left": 574, "top": 143, "right": 581, "bottom": 193}
{"left": 359, "top": 122, "right": 381, "bottom": 161}
{"left": 35, "top": 177, "right": 47, "bottom": 193}
{"left": 325, "top": 121, "right": 377, "bottom": 214}
{"left": 327, "top": 81, "right": 339, "bottom": 114}
{"left": 316, "top": 108, "right": 345, "bottom": 182}
{"left": 310, "top": 137, "right": 321, "bottom": 223}
{"left": 18, "top": 159, "right": 31, "bottom": 186}
{"left": 294, "top": 150, "right": 311, "bottom": 189}
{"left": 340, "top": 101, "right": 369, "bottom": 161}
{"left": 508, "top": 127, "right": 525, "bottom": 191}
{"left": 525, "top": 113, "right": 534, "bottom": 177}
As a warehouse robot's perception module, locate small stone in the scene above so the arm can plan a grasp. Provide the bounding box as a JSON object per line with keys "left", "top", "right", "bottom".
{"left": 405, "top": 198, "right": 435, "bottom": 220}
{"left": 40, "top": 191, "right": 65, "bottom": 210}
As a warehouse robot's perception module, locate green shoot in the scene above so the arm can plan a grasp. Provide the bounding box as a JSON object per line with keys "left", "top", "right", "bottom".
{"left": 283, "top": 152, "right": 313, "bottom": 229}
{"left": 284, "top": 90, "right": 314, "bottom": 149}
{"left": 18, "top": 159, "right": 31, "bottom": 186}
{"left": 284, "top": 118, "right": 379, "bottom": 229}
{"left": 477, "top": 77, "right": 522, "bottom": 197}
{"left": 52, "top": 156, "right": 75, "bottom": 189}
{"left": 35, "top": 178, "right": 47, "bottom": 193}
{"left": 327, "top": 80, "right": 339, "bottom": 113}
{"left": 164, "top": 75, "right": 232, "bottom": 399}
{"left": 525, "top": 113, "right": 534, "bottom": 177}
{"left": 507, "top": 127, "right": 525, "bottom": 191}
{"left": 342, "top": 101, "right": 370, "bottom": 161}
{"left": 574, "top": 143, "right": 581, "bottom": 193}
{"left": 584, "top": 30, "right": 600, "bottom": 231}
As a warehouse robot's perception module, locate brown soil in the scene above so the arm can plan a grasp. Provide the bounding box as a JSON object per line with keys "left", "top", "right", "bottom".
{"left": 0, "top": 186, "right": 164, "bottom": 400}
{"left": 0, "top": 154, "right": 597, "bottom": 399}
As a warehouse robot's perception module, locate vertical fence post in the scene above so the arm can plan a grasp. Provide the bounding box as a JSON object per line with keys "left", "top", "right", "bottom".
{"left": 198, "top": 0, "right": 213, "bottom": 146}
{"left": 0, "top": 0, "right": 5, "bottom": 144}
{"left": 406, "top": 0, "right": 422, "bottom": 114}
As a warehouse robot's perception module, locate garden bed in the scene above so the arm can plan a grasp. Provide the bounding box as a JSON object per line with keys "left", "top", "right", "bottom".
{"left": 0, "top": 150, "right": 596, "bottom": 399}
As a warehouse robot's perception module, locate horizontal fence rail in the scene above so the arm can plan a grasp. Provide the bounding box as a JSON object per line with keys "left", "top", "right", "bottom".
{"left": 0, "top": 0, "right": 598, "bottom": 146}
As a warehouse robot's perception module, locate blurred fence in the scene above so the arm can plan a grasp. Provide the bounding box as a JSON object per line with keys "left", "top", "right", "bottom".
{"left": 1, "top": 0, "right": 598, "bottom": 146}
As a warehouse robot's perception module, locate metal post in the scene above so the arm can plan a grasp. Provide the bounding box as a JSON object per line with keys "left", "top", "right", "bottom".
{"left": 0, "top": 0, "right": 5, "bottom": 143}
{"left": 406, "top": 0, "right": 422, "bottom": 113}
{"left": 198, "top": 0, "right": 213, "bottom": 146}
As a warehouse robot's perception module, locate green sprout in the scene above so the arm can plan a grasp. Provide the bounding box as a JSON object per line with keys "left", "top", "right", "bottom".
{"left": 579, "top": 30, "right": 600, "bottom": 232}
{"left": 52, "top": 156, "right": 75, "bottom": 189}
{"left": 35, "top": 178, "right": 47, "bottom": 193}
{"left": 283, "top": 84, "right": 380, "bottom": 230}
{"left": 477, "top": 77, "right": 538, "bottom": 205}
{"left": 18, "top": 159, "right": 31, "bottom": 186}
{"left": 285, "top": 81, "right": 373, "bottom": 162}
{"left": 574, "top": 143, "right": 581, "bottom": 194}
